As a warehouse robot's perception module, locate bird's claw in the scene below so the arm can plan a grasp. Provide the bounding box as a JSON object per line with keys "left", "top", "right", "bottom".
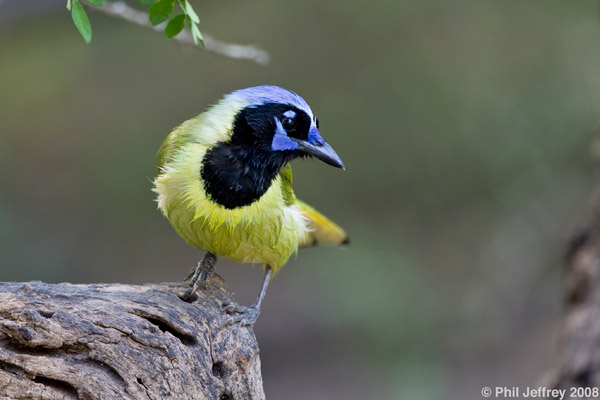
{"left": 182, "top": 288, "right": 197, "bottom": 302}
{"left": 222, "top": 304, "right": 260, "bottom": 327}
{"left": 183, "top": 253, "right": 216, "bottom": 301}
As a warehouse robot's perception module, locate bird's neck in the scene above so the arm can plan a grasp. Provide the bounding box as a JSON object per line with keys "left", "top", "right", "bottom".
{"left": 201, "top": 140, "right": 294, "bottom": 209}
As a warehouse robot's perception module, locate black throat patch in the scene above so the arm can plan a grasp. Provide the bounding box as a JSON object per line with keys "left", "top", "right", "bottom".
{"left": 200, "top": 103, "right": 307, "bottom": 209}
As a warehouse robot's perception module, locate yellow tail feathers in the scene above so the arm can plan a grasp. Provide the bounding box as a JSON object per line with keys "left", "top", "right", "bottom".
{"left": 296, "top": 200, "right": 349, "bottom": 247}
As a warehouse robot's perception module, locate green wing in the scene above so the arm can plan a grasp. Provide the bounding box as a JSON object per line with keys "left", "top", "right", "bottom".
{"left": 278, "top": 164, "right": 296, "bottom": 206}
{"left": 278, "top": 164, "right": 348, "bottom": 247}
{"left": 156, "top": 117, "right": 200, "bottom": 173}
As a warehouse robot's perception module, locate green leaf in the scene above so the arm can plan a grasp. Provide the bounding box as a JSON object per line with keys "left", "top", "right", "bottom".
{"left": 184, "top": 0, "right": 199, "bottom": 24}
{"left": 137, "top": 0, "right": 156, "bottom": 4}
{"left": 83, "top": 0, "right": 105, "bottom": 6}
{"left": 164, "top": 14, "right": 186, "bottom": 38}
{"left": 71, "top": 0, "right": 92, "bottom": 43}
{"left": 191, "top": 23, "right": 204, "bottom": 47}
{"left": 149, "top": 0, "right": 175, "bottom": 26}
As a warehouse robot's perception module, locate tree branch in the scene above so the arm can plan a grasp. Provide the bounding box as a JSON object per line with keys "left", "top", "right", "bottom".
{"left": 541, "top": 179, "right": 600, "bottom": 394}
{"left": 97, "top": 1, "right": 270, "bottom": 65}
{"left": 0, "top": 277, "right": 265, "bottom": 399}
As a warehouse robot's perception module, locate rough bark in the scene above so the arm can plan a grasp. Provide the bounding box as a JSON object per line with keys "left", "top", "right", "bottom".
{"left": 542, "top": 195, "right": 600, "bottom": 397}
{"left": 0, "top": 277, "right": 265, "bottom": 400}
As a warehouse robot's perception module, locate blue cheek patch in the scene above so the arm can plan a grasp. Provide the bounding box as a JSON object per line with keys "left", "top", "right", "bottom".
{"left": 308, "top": 126, "right": 324, "bottom": 146}
{"left": 271, "top": 117, "right": 299, "bottom": 151}
{"left": 272, "top": 133, "right": 299, "bottom": 151}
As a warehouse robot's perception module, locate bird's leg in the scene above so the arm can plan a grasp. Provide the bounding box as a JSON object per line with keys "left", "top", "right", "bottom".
{"left": 223, "top": 266, "right": 273, "bottom": 327}
{"left": 185, "top": 252, "right": 217, "bottom": 299}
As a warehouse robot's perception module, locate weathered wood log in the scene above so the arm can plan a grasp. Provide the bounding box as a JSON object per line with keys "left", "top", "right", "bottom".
{"left": 542, "top": 199, "right": 600, "bottom": 396}
{"left": 0, "top": 276, "right": 265, "bottom": 400}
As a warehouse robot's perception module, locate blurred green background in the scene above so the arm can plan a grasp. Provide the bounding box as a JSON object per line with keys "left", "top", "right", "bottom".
{"left": 1, "top": 0, "right": 599, "bottom": 398}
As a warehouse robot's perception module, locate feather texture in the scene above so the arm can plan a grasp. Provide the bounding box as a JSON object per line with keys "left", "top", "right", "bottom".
{"left": 153, "top": 86, "right": 346, "bottom": 273}
{"left": 295, "top": 200, "right": 348, "bottom": 247}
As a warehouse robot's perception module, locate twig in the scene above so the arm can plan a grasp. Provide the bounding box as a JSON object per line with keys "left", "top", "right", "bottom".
{"left": 96, "top": 1, "right": 270, "bottom": 65}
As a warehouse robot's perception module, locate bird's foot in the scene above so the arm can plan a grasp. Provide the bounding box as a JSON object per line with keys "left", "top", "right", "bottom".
{"left": 220, "top": 267, "right": 272, "bottom": 327}
{"left": 222, "top": 303, "right": 261, "bottom": 327}
{"left": 183, "top": 252, "right": 217, "bottom": 301}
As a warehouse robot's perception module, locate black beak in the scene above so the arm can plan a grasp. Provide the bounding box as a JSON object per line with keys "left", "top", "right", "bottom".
{"left": 296, "top": 140, "right": 345, "bottom": 170}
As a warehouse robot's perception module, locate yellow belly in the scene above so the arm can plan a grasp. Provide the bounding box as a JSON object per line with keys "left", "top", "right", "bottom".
{"left": 155, "top": 167, "right": 308, "bottom": 271}
{"left": 168, "top": 197, "right": 307, "bottom": 270}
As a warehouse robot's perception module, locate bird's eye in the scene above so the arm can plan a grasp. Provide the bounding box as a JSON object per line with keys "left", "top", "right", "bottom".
{"left": 282, "top": 117, "right": 296, "bottom": 132}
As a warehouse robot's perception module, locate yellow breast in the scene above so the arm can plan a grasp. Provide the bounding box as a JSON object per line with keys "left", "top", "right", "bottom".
{"left": 153, "top": 142, "right": 309, "bottom": 271}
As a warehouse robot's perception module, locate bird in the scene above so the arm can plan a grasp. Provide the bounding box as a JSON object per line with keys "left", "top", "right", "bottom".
{"left": 153, "top": 85, "right": 347, "bottom": 326}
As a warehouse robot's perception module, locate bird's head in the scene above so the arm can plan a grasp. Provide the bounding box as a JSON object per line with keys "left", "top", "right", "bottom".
{"left": 223, "top": 86, "right": 345, "bottom": 170}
